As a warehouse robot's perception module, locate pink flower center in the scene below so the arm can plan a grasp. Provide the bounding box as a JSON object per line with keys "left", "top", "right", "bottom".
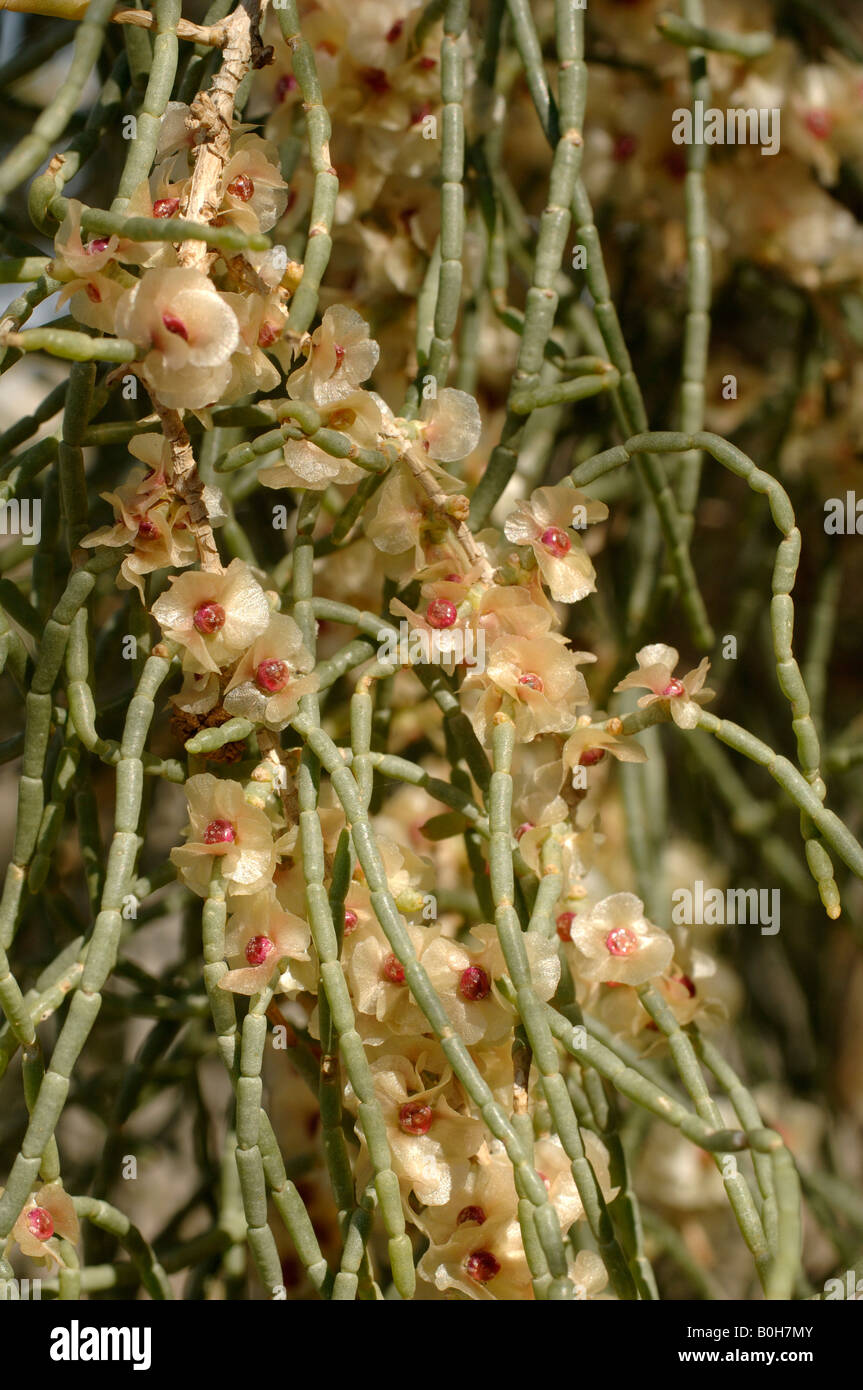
{"left": 605, "top": 926, "right": 638, "bottom": 957}
{"left": 613, "top": 133, "right": 638, "bottom": 161}
{"left": 459, "top": 965, "right": 491, "bottom": 1001}
{"left": 333, "top": 344, "right": 346, "bottom": 366}
{"left": 258, "top": 321, "right": 281, "bottom": 347}
{"left": 457, "top": 1205, "right": 486, "bottom": 1226}
{"left": 578, "top": 747, "right": 606, "bottom": 766}
{"left": 398, "top": 1101, "right": 432, "bottom": 1135}
{"left": 153, "top": 197, "right": 180, "bottom": 218}
{"left": 556, "top": 911, "right": 575, "bottom": 943}
{"left": 204, "top": 819, "right": 236, "bottom": 845}
{"left": 343, "top": 908, "right": 359, "bottom": 934}
{"left": 137, "top": 518, "right": 158, "bottom": 539}
{"left": 382, "top": 953, "right": 406, "bottom": 985}
{"left": 193, "top": 602, "right": 226, "bottom": 634}
{"left": 804, "top": 109, "right": 833, "bottom": 140}
{"left": 245, "top": 935, "right": 274, "bottom": 965}
{"left": 465, "top": 1250, "right": 500, "bottom": 1283}
{"left": 661, "top": 678, "right": 685, "bottom": 697}
{"left": 85, "top": 237, "right": 110, "bottom": 255}
{"left": 162, "top": 311, "right": 189, "bottom": 341}
{"left": 360, "top": 66, "right": 390, "bottom": 94}
{"left": 540, "top": 526, "right": 571, "bottom": 557}
{"left": 227, "top": 173, "right": 255, "bottom": 201}
{"left": 276, "top": 73, "right": 297, "bottom": 102}
{"left": 518, "top": 672, "right": 544, "bottom": 693}
{"left": 515, "top": 822, "right": 533, "bottom": 841}
{"left": 255, "top": 658, "right": 289, "bottom": 693}
{"left": 27, "top": 1206, "right": 54, "bottom": 1240}
{"left": 426, "top": 598, "right": 458, "bottom": 629}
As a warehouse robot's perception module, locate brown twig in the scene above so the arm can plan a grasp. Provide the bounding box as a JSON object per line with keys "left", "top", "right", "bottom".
{"left": 177, "top": 0, "right": 272, "bottom": 273}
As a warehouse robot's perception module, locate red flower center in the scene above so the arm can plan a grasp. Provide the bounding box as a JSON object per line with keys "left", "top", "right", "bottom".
{"left": 613, "top": 133, "right": 638, "bottom": 161}
{"left": 27, "top": 1206, "right": 54, "bottom": 1240}
{"left": 459, "top": 965, "right": 491, "bottom": 1001}
{"left": 465, "top": 1250, "right": 500, "bottom": 1283}
{"left": 398, "top": 1100, "right": 432, "bottom": 1135}
{"left": 578, "top": 747, "right": 606, "bottom": 766}
{"left": 519, "top": 672, "right": 544, "bottom": 693}
{"left": 137, "top": 517, "right": 158, "bottom": 539}
{"left": 153, "top": 197, "right": 180, "bottom": 218}
{"left": 382, "top": 953, "right": 406, "bottom": 985}
{"left": 276, "top": 74, "right": 297, "bottom": 102}
{"left": 162, "top": 311, "right": 189, "bottom": 341}
{"left": 258, "top": 321, "right": 281, "bottom": 347}
{"left": 245, "top": 935, "right": 274, "bottom": 965}
{"left": 343, "top": 908, "right": 359, "bottom": 934}
{"left": 661, "top": 678, "right": 685, "bottom": 697}
{"left": 386, "top": 19, "right": 404, "bottom": 42}
{"left": 605, "top": 926, "right": 638, "bottom": 957}
{"left": 457, "top": 1205, "right": 486, "bottom": 1226}
{"left": 556, "top": 911, "right": 575, "bottom": 942}
{"left": 255, "top": 658, "right": 289, "bottom": 693}
{"left": 227, "top": 173, "right": 255, "bottom": 201}
{"left": 193, "top": 602, "right": 226, "bottom": 634}
{"left": 804, "top": 109, "right": 833, "bottom": 140}
{"left": 540, "top": 526, "right": 571, "bottom": 557}
{"left": 360, "top": 66, "right": 390, "bottom": 94}
{"left": 204, "top": 819, "right": 236, "bottom": 845}
{"left": 426, "top": 598, "right": 458, "bottom": 629}
{"left": 333, "top": 343, "right": 346, "bottom": 366}
{"left": 85, "top": 237, "right": 110, "bottom": 255}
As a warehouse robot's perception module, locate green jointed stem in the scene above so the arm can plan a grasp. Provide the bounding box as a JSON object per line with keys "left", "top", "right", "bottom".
{"left": 0, "top": 644, "right": 173, "bottom": 1242}
{"left": 424, "top": 0, "right": 468, "bottom": 390}
{"left": 112, "top": 0, "right": 181, "bottom": 210}
{"left": 675, "top": 0, "right": 711, "bottom": 534}
{"left": 0, "top": 0, "right": 115, "bottom": 198}
{"left": 575, "top": 427, "right": 840, "bottom": 910}
{"left": 636, "top": 984, "right": 771, "bottom": 1289}
{"left": 73, "top": 1196, "right": 172, "bottom": 1300}
{"left": 656, "top": 11, "right": 773, "bottom": 57}
{"left": 275, "top": 1, "right": 338, "bottom": 332}
{"left": 292, "top": 493, "right": 414, "bottom": 1300}
{"left": 470, "top": 1, "right": 586, "bottom": 531}
{"left": 489, "top": 717, "right": 635, "bottom": 1300}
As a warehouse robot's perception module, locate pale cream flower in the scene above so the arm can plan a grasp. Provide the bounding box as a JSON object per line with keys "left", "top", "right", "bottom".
{"left": 417, "top": 1136, "right": 615, "bottom": 1300}
{"left": 562, "top": 725, "right": 649, "bottom": 778}
{"left": 568, "top": 892, "right": 673, "bottom": 986}
{"left": 170, "top": 773, "right": 277, "bottom": 898}
{"left": 422, "top": 923, "right": 560, "bottom": 1046}
{"left": 347, "top": 1047, "right": 484, "bottom": 1206}
{"left": 288, "top": 303, "right": 380, "bottom": 405}
{"left": 218, "top": 887, "right": 310, "bottom": 996}
{"left": 464, "top": 633, "right": 595, "bottom": 743}
{"left": 116, "top": 267, "right": 240, "bottom": 410}
{"left": 6, "top": 1182, "right": 80, "bottom": 1266}
{"left": 222, "top": 613, "right": 318, "bottom": 730}
{"left": 504, "top": 480, "right": 608, "bottom": 603}
{"left": 219, "top": 133, "right": 289, "bottom": 232}
{"left": 416, "top": 387, "right": 481, "bottom": 463}
{"left": 257, "top": 391, "right": 382, "bottom": 491}
{"left": 614, "top": 643, "right": 713, "bottom": 730}
{"left": 151, "top": 558, "right": 271, "bottom": 674}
